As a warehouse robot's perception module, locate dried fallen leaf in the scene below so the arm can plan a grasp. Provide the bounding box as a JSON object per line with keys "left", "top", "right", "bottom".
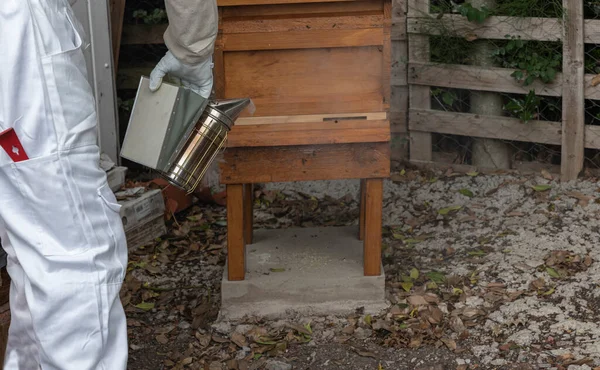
{"left": 592, "top": 73, "right": 600, "bottom": 87}
{"left": 408, "top": 336, "right": 422, "bottom": 348}
{"left": 212, "top": 334, "right": 229, "bottom": 344}
{"left": 499, "top": 342, "right": 513, "bottom": 351}
{"left": 428, "top": 307, "right": 444, "bottom": 324}
{"left": 156, "top": 334, "right": 169, "bottom": 345}
{"left": 567, "top": 191, "right": 593, "bottom": 207}
{"left": 342, "top": 325, "right": 355, "bottom": 335}
{"left": 407, "top": 295, "right": 428, "bottom": 306}
{"left": 226, "top": 359, "right": 239, "bottom": 370}
{"left": 270, "top": 268, "right": 285, "bottom": 273}
{"left": 287, "top": 322, "right": 312, "bottom": 336}
{"left": 462, "top": 32, "right": 479, "bottom": 42}
{"left": 441, "top": 337, "right": 457, "bottom": 351}
{"left": 410, "top": 268, "right": 420, "bottom": 280}
{"left": 354, "top": 348, "right": 377, "bottom": 358}
{"left": 541, "top": 169, "right": 553, "bottom": 180}
{"left": 231, "top": 332, "right": 247, "bottom": 348}
{"left": 196, "top": 332, "right": 211, "bottom": 347}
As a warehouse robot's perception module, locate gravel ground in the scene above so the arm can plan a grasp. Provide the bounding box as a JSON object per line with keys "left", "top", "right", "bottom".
{"left": 125, "top": 167, "right": 600, "bottom": 370}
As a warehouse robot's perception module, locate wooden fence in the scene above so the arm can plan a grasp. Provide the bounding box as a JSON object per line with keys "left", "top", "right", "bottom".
{"left": 404, "top": 0, "right": 600, "bottom": 181}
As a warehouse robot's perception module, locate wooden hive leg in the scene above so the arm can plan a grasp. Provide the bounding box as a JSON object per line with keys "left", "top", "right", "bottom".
{"left": 227, "top": 184, "right": 245, "bottom": 281}
{"left": 359, "top": 179, "right": 366, "bottom": 241}
{"left": 243, "top": 184, "right": 254, "bottom": 245}
{"left": 364, "top": 178, "right": 383, "bottom": 276}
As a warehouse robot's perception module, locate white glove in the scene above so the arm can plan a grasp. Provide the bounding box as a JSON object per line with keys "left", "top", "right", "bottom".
{"left": 149, "top": 51, "right": 214, "bottom": 98}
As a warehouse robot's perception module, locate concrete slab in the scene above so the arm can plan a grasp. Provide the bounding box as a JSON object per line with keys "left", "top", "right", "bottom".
{"left": 219, "top": 226, "right": 388, "bottom": 321}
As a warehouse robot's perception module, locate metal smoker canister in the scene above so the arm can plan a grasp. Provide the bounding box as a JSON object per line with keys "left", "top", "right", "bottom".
{"left": 120, "top": 76, "right": 252, "bottom": 194}
{"left": 158, "top": 99, "right": 251, "bottom": 193}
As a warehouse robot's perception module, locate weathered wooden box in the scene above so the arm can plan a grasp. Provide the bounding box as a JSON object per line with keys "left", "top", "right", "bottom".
{"left": 215, "top": 0, "right": 392, "bottom": 280}
{"left": 215, "top": 0, "right": 391, "bottom": 119}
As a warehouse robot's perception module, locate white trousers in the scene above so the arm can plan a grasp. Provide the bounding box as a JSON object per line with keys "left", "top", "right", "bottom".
{"left": 0, "top": 0, "right": 128, "bottom": 368}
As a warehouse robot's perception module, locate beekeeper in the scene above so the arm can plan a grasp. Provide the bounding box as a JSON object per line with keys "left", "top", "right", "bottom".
{"left": 0, "top": 0, "right": 216, "bottom": 368}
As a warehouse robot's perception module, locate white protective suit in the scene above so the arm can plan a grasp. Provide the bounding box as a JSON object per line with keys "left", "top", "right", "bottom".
{"left": 0, "top": 0, "right": 216, "bottom": 369}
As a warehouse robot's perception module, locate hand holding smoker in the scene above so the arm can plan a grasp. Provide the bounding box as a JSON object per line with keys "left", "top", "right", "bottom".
{"left": 120, "top": 76, "right": 253, "bottom": 194}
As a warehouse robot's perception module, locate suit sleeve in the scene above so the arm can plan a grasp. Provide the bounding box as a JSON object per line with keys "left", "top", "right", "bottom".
{"left": 163, "top": 0, "right": 218, "bottom": 64}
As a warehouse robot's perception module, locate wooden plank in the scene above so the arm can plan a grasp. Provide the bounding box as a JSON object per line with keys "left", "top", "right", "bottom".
{"left": 221, "top": 28, "right": 384, "bottom": 50}
{"left": 243, "top": 184, "right": 254, "bottom": 245}
{"left": 584, "top": 125, "right": 600, "bottom": 149}
{"left": 408, "top": 15, "right": 562, "bottom": 42}
{"left": 585, "top": 19, "right": 600, "bottom": 44}
{"left": 391, "top": 85, "right": 408, "bottom": 113}
{"left": 391, "top": 40, "right": 407, "bottom": 86}
{"left": 224, "top": 47, "right": 384, "bottom": 116}
{"left": 222, "top": 15, "right": 384, "bottom": 34}
{"left": 390, "top": 84, "right": 408, "bottom": 159}
{"left": 359, "top": 179, "right": 366, "bottom": 241}
{"left": 561, "top": 0, "right": 585, "bottom": 181}
{"left": 391, "top": 0, "right": 407, "bottom": 39}
{"left": 121, "top": 24, "right": 167, "bottom": 45}
{"left": 221, "top": 1, "right": 383, "bottom": 18}
{"left": 109, "top": 0, "right": 127, "bottom": 72}
{"left": 364, "top": 178, "right": 383, "bottom": 276}
{"left": 408, "top": 0, "right": 432, "bottom": 162}
{"left": 227, "top": 120, "right": 391, "bottom": 147}
{"left": 391, "top": 16, "right": 406, "bottom": 41}
{"left": 390, "top": 112, "right": 407, "bottom": 133}
{"left": 235, "top": 112, "right": 388, "bottom": 125}
{"left": 382, "top": 0, "right": 392, "bottom": 109}
{"left": 219, "top": 0, "right": 370, "bottom": 6}
{"left": 227, "top": 184, "right": 245, "bottom": 281}
{"left": 220, "top": 143, "right": 390, "bottom": 183}
{"left": 408, "top": 62, "right": 600, "bottom": 100}
{"left": 405, "top": 15, "right": 600, "bottom": 44}
{"left": 409, "top": 109, "right": 562, "bottom": 145}
{"left": 409, "top": 62, "right": 562, "bottom": 97}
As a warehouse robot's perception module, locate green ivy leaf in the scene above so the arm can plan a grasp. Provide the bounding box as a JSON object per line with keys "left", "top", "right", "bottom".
{"left": 135, "top": 302, "right": 155, "bottom": 311}
{"left": 401, "top": 281, "right": 414, "bottom": 292}
{"left": 546, "top": 267, "right": 561, "bottom": 279}
{"left": 532, "top": 185, "right": 552, "bottom": 192}
{"left": 426, "top": 271, "right": 447, "bottom": 284}
{"left": 459, "top": 188, "right": 474, "bottom": 198}
{"left": 438, "top": 205, "right": 462, "bottom": 215}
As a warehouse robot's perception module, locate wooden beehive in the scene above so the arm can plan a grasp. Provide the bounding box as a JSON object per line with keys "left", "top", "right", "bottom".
{"left": 216, "top": 0, "right": 391, "bottom": 280}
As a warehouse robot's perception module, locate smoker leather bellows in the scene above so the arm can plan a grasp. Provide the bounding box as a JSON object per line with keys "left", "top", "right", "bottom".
{"left": 120, "top": 76, "right": 251, "bottom": 193}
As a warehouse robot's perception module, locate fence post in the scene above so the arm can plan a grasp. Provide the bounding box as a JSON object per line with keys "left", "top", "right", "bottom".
{"left": 407, "top": 0, "right": 432, "bottom": 163}
{"left": 561, "top": 0, "right": 585, "bottom": 181}
{"left": 390, "top": 0, "right": 409, "bottom": 161}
